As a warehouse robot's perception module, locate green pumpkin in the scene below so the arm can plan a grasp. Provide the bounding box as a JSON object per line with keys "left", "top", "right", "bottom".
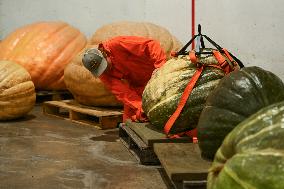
{"left": 197, "top": 66, "right": 284, "bottom": 160}
{"left": 207, "top": 101, "right": 284, "bottom": 189}
{"left": 142, "top": 52, "right": 226, "bottom": 133}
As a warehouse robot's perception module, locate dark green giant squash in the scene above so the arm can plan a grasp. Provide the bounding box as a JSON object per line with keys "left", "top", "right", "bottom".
{"left": 207, "top": 101, "right": 284, "bottom": 189}
{"left": 142, "top": 53, "right": 227, "bottom": 133}
{"left": 198, "top": 66, "right": 284, "bottom": 160}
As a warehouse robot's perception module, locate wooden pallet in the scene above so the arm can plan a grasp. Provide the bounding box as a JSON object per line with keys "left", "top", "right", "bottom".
{"left": 119, "top": 120, "right": 192, "bottom": 165}
{"left": 36, "top": 90, "right": 73, "bottom": 104}
{"left": 42, "top": 100, "right": 123, "bottom": 129}
{"left": 154, "top": 143, "right": 212, "bottom": 189}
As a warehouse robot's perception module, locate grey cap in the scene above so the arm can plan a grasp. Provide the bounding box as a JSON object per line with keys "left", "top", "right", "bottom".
{"left": 82, "top": 48, "right": 108, "bottom": 77}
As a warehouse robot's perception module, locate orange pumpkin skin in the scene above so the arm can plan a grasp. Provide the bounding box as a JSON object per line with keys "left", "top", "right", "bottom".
{"left": 0, "top": 61, "right": 36, "bottom": 120}
{"left": 0, "top": 21, "right": 87, "bottom": 90}
{"left": 90, "top": 21, "right": 182, "bottom": 59}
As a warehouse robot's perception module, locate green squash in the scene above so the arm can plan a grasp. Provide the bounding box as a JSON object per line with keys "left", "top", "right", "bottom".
{"left": 197, "top": 66, "right": 284, "bottom": 160}
{"left": 207, "top": 101, "right": 284, "bottom": 189}
{"left": 142, "top": 52, "right": 226, "bottom": 133}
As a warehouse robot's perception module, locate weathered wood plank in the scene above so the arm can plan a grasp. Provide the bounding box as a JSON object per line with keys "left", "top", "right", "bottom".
{"left": 42, "top": 100, "right": 123, "bottom": 129}
{"left": 119, "top": 123, "right": 159, "bottom": 165}
{"left": 119, "top": 121, "right": 193, "bottom": 165}
{"left": 46, "top": 100, "right": 123, "bottom": 116}
{"left": 154, "top": 143, "right": 212, "bottom": 182}
{"left": 126, "top": 120, "right": 191, "bottom": 147}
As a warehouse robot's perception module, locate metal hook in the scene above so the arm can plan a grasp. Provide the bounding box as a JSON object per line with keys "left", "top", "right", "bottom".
{"left": 198, "top": 24, "right": 202, "bottom": 35}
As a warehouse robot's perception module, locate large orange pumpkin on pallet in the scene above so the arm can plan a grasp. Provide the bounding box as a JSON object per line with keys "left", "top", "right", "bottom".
{"left": 64, "top": 21, "right": 182, "bottom": 107}
{"left": 0, "top": 61, "right": 36, "bottom": 120}
{"left": 0, "top": 21, "right": 87, "bottom": 90}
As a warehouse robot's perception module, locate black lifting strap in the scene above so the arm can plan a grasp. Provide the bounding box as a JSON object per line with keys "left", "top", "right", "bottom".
{"left": 198, "top": 25, "right": 205, "bottom": 49}
{"left": 176, "top": 24, "right": 244, "bottom": 68}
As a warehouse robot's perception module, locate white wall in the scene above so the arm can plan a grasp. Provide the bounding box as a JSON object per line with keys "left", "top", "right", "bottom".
{"left": 0, "top": 0, "right": 190, "bottom": 43}
{"left": 196, "top": 0, "right": 284, "bottom": 80}
{"left": 1, "top": 0, "right": 284, "bottom": 80}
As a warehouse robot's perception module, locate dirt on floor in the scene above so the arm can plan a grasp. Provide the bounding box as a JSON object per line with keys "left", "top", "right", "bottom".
{"left": 0, "top": 105, "right": 172, "bottom": 189}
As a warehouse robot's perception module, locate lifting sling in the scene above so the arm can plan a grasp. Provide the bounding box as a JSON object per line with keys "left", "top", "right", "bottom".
{"left": 164, "top": 25, "right": 244, "bottom": 142}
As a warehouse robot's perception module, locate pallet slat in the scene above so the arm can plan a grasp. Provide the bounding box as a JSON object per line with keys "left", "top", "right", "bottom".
{"left": 42, "top": 100, "right": 123, "bottom": 129}
{"left": 154, "top": 143, "right": 212, "bottom": 189}
{"left": 119, "top": 121, "right": 192, "bottom": 165}
{"left": 119, "top": 123, "right": 157, "bottom": 165}
{"left": 36, "top": 90, "right": 73, "bottom": 103}
{"left": 128, "top": 121, "right": 192, "bottom": 147}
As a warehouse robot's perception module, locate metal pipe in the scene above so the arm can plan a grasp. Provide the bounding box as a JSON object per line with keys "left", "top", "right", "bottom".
{"left": 192, "top": 0, "right": 195, "bottom": 50}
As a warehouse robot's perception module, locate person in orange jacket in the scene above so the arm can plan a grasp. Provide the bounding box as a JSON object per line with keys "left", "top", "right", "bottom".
{"left": 82, "top": 36, "right": 167, "bottom": 122}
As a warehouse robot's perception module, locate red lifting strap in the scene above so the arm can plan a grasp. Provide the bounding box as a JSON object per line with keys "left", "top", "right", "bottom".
{"left": 189, "top": 50, "right": 198, "bottom": 64}
{"left": 213, "top": 49, "right": 236, "bottom": 74}
{"left": 167, "top": 128, "right": 198, "bottom": 143}
{"left": 222, "top": 48, "right": 235, "bottom": 62}
{"left": 170, "top": 51, "right": 178, "bottom": 57}
{"left": 163, "top": 66, "right": 204, "bottom": 142}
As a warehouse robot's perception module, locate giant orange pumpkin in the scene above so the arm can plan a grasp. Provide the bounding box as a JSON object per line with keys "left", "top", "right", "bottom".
{"left": 90, "top": 21, "right": 182, "bottom": 58}
{"left": 0, "top": 60, "right": 36, "bottom": 120}
{"left": 0, "top": 21, "right": 87, "bottom": 90}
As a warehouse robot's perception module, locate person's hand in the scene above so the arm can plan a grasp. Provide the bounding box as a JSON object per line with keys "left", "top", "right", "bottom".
{"left": 131, "top": 107, "right": 149, "bottom": 122}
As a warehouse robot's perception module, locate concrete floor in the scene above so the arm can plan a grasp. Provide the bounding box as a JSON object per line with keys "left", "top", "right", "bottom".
{"left": 0, "top": 105, "right": 172, "bottom": 189}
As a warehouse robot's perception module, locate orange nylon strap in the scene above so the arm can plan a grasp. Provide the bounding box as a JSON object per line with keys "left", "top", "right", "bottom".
{"left": 164, "top": 66, "right": 204, "bottom": 138}
{"left": 212, "top": 50, "right": 226, "bottom": 65}
{"left": 207, "top": 64, "right": 222, "bottom": 70}
{"left": 222, "top": 48, "right": 234, "bottom": 61}
{"left": 189, "top": 50, "right": 198, "bottom": 64}
{"left": 168, "top": 128, "right": 198, "bottom": 143}
{"left": 185, "top": 129, "right": 198, "bottom": 143}
{"left": 222, "top": 48, "right": 238, "bottom": 70}
{"left": 212, "top": 50, "right": 232, "bottom": 74}
{"left": 170, "top": 51, "right": 178, "bottom": 57}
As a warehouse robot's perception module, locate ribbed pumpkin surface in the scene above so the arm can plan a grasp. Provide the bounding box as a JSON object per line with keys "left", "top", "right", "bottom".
{"left": 64, "top": 45, "right": 122, "bottom": 106}
{"left": 207, "top": 101, "right": 284, "bottom": 189}
{"left": 90, "top": 21, "right": 182, "bottom": 58}
{"left": 0, "top": 61, "right": 35, "bottom": 120}
{"left": 0, "top": 21, "right": 87, "bottom": 90}
{"left": 142, "top": 54, "right": 225, "bottom": 133}
{"left": 198, "top": 66, "right": 284, "bottom": 160}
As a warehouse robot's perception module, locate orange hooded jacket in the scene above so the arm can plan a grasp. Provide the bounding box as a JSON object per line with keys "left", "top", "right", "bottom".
{"left": 98, "top": 36, "right": 167, "bottom": 122}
